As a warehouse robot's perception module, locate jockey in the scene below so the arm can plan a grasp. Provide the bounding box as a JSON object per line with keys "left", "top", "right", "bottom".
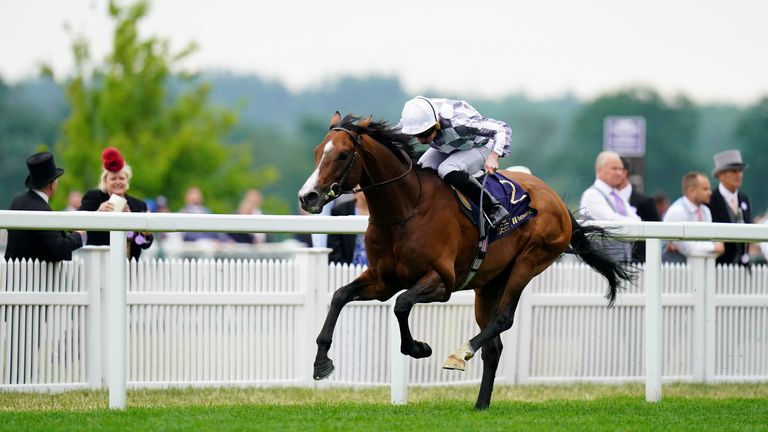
{"left": 398, "top": 96, "right": 511, "bottom": 227}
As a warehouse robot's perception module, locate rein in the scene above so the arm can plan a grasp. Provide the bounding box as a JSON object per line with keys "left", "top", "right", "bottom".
{"left": 328, "top": 126, "right": 421, "bottom": 225}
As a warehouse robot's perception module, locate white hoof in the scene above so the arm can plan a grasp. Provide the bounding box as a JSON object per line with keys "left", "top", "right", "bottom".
{"left": 442, "top": 342, "right": 474, "bottom": 371}
{"left": 442, "top": 354, "right": 466, "bottom": 371}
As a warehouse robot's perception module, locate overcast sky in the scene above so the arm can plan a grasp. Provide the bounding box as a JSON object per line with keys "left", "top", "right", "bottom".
{"left": 2, "top": 0, "right": 767, "bottom": 104}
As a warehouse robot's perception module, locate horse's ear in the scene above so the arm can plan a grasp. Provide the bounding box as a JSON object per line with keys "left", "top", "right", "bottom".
{"left": 330, "top": 111, "right": 341, "bottom": 129}
{"left": 358, "top": 115, "right": 373, "bottom": 128}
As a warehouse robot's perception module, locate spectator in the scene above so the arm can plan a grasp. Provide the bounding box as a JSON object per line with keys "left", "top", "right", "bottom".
{"left": 78, "top": 147, "right": 154, "bottom": 260}
{"left": 5, "top": 152, "right": 83, "bottom": 262}
{"left": 155, "top": 195, "right": 171, "bottom": 213}
{"left": 618, "top": 157, "right": 660, "bottom": 262}
{"left": 64, "top": 190, "right": 82, "bottom": 211}
{"left": 228, "top": 194, "right": 259, "bottom": 244}
{"left": 653, "top": 192, "right": 670, "bottom": 219}
{"left": 179, "top": 186, "right": 229, "bottom": 243}
{"left": 243, "top": 188, "right": 268, "bottom": 244}
{"left": 662, "top": 172, "right": 724, "bottom": 262}
{"left": 705, "top": 150, "right": 752, "bottom": 265}
{"left": 579, "top": 151, "right": 640, "bottom": 262}
{"left": 328, "top": 193, "right": 369, "bottom": 265}
{"left": 397, "top": 96, "right": 510, "bottom": 227}
{"left": 293, "top": 209, "right": 314, "bottom": 247}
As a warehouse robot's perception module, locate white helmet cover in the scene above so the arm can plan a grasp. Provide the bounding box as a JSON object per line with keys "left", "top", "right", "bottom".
{"left": 400, "top": 97, "right": 438, "bottom": 135}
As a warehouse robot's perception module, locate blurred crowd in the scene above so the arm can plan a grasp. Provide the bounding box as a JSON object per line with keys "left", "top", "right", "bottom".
{"left": 579, "top": 149, "right": 768, "bottom": 265}
{"left": 0, "top": 148, "right": 317, "bottom": 264}
{"left": 2, "top": 146, "right": 768, "bottom": 267}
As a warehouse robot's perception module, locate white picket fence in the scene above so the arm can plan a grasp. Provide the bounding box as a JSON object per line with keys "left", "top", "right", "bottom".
{"left": 2, "top": 248, "right": 767, "bottom": 391}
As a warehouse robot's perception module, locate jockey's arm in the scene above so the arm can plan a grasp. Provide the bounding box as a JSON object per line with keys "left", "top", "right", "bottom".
{"left": 463, "top": 117, "right": 512, "bottom": 158}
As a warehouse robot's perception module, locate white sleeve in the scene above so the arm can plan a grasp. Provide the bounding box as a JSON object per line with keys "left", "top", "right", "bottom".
{"left": 663, "top": 204, "right": 717, "bottom": 256}
{"left": 464, "top": 117, "right": 512, "bottom": 157}
{"left": 580, "top": 188, "right": 641, "bottom": 221}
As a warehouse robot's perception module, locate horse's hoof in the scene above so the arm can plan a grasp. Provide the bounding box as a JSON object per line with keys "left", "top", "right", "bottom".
{"left": 411, "top": 341, "right": 432, "bottom": 359}
{"left": 313, "top": 359, "right": 335, "bottom": 380}
{"left": 442, "top": 354, "right": 466, "bottom": 371}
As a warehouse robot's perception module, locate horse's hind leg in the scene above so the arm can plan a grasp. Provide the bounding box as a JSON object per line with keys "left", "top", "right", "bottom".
{"left": 444, "top": 257, "right": 544, "bottom": 409}
{"left": 394, "top": 271, "right": 450, "bottom": 359}
{"left": 476, "top": 335, "right": 502, "bottom": 410}
{"left": 314, "top": 271, "right": 379, "bottom": 380}
{"left": 472, "top": 271, "right": 509, "bottom": 410}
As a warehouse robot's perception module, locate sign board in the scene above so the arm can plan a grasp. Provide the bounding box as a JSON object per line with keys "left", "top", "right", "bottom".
{"left": 603, "top": 116, "right": 646, "bottom": 157}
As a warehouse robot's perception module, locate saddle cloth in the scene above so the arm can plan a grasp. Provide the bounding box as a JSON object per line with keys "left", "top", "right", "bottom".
{"left": 454, "top": 172, "right": 537, "bottom": 242}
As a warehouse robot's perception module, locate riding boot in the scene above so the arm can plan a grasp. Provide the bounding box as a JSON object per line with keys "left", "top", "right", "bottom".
{"left": 444, "top": 171, "right": 509, "bottom": 228}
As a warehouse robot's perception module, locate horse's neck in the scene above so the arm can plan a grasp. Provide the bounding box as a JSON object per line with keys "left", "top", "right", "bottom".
{"left": 359, "top": 144, "right": 420, "bottom": 224}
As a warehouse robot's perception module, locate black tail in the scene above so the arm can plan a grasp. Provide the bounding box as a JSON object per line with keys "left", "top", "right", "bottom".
{"left": 566, "top": 214, "right": 635, "bottom": 306}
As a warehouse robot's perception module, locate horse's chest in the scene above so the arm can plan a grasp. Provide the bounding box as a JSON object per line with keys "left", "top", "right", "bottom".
{"left": 375, "top": 254, "right": 428, "bottom": 286}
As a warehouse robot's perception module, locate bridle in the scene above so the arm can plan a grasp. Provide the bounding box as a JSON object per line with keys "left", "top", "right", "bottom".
{"left": 325, "top": 126, "right": 421, "bottom": 225}
{"left": 326, "top": 126, "right": 414, "bottom": 197}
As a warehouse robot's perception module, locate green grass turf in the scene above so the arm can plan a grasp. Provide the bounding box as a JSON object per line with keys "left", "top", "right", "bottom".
{"left": 1, "top": 384, "right": 767, "bottom": 431}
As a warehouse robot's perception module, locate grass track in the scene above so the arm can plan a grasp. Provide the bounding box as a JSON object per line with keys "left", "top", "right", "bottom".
{"left": 1, "top": 384, "right": 767, "bottom": 431}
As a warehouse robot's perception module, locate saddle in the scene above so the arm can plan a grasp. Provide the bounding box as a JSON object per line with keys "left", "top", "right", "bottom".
{"left": 452, "top": 172, "right": 537, "bottom": 290}
{"left": 453, "top": 172, "right": 537, "bottom": 242}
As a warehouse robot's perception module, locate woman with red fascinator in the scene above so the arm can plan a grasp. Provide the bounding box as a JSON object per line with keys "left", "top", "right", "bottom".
{"left": 79, "top": 147, "right": 154, "bottom": 260}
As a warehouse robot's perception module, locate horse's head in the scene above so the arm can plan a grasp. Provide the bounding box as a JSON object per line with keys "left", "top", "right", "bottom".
{"left": 298, "top": 112, "right": 371, "bottom": 213}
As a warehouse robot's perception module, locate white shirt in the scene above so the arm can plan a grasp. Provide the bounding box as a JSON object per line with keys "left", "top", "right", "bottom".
{"left": 761, "top": 219, "right": 768, "bottom": 261}
{"left": 663, "top": 196, "right": 718, "bottom": 256}
{"left": 580, "top": 179, "right": 641, "bottom": 221}
{"left": 32, "top": 189, "right": 49, "bottom": 204}
{"left": 718, "top": 183, "right": 740, "bottom": 211}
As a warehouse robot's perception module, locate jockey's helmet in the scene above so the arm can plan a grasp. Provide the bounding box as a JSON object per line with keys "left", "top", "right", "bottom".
{"left": 400, "top": 97, "right": 438, "bottom": 135}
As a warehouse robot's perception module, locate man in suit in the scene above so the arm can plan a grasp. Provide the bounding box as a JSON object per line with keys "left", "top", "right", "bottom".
{"left": 5, "top": 152, "right": 83, "bottom": 262}
{"left": 617, "top": 158, "right": 661, "bottom": 262}
{"left": 705, "top": 150, "right": 751, "bottom": 266}
{"left": 662, "top": 172, "right": 724, "bottom": 263}
{"left": 580, "top": 151, "right": 640, "bottom": 263}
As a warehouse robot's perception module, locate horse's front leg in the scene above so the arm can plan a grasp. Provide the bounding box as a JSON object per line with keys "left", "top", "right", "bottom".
{"left": 314, "top": 270, "right": 378, "bottom": 380}
{"left": 393, "top": 271, "right": 450, "bottom": 359}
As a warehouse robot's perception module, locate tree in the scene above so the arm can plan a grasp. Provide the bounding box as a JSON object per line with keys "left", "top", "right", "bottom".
{"left": 0, "top": 78, "right": 68, "bottom": 207}
{"left": 53, "top": 0, "right": 275, "bottom": 212}
{"left": 734, "top": 96, "right": 768, "bottom": 214}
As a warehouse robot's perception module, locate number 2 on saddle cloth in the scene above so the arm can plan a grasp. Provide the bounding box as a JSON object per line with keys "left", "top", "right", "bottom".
{"left": 453, "top": 172, "right": 537, "bottom": 243}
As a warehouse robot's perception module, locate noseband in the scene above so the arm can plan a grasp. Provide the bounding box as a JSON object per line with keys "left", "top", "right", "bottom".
{"left": 326, "top": 126, "right": 422, "bottom": 225}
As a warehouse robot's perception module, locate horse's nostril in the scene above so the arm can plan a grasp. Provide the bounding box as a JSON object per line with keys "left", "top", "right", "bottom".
{"left": 304, "top": 191, "right": 319, "bottom": 204}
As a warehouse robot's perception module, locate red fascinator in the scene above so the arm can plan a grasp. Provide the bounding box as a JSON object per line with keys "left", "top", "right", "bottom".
{"left": 101, "top": 147, "right": 125, "bottom": 172}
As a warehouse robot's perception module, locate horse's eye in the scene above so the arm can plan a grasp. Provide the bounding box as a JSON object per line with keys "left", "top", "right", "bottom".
{"left": 339, "top": 152, "right": 350, "bottom": 161}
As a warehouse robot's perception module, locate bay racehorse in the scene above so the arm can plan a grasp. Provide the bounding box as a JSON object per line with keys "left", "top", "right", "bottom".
{"left": 298, "top": 113, "right": 633, "bottom": 409}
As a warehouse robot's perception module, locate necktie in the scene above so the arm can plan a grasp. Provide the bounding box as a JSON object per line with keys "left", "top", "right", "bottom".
{"left": 729, "top": 196, "right": 739, "bottom": 214}
{"left": 696, "top": 207, "right": 703, "bottom": 221}
{"left": 610, "top": 191, "right": 627, "bottom": 216}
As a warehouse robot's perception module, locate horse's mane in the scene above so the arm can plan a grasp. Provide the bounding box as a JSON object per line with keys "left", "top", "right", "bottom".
{"left": 337, "top": 114, "right": 417, "bottom": 163}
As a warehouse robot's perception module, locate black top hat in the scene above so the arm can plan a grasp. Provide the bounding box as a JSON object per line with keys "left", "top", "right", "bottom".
{"left": 25, "top": 152, "right": 65, "bottom": 189}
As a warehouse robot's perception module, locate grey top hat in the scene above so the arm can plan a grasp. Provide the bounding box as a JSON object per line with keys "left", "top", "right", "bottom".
{"left": 25, "top": 152, "right": 65, "bottom": 189}
{"left": 712, "top": 149, "right": 747, "bottom": 176}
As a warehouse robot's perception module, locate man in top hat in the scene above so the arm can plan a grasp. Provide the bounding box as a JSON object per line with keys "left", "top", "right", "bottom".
{"left": 4, "top": 152, "right": 83, "bottom": 262}
{"left": 706, "top": 149, "right": 751, "bottom": 265}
